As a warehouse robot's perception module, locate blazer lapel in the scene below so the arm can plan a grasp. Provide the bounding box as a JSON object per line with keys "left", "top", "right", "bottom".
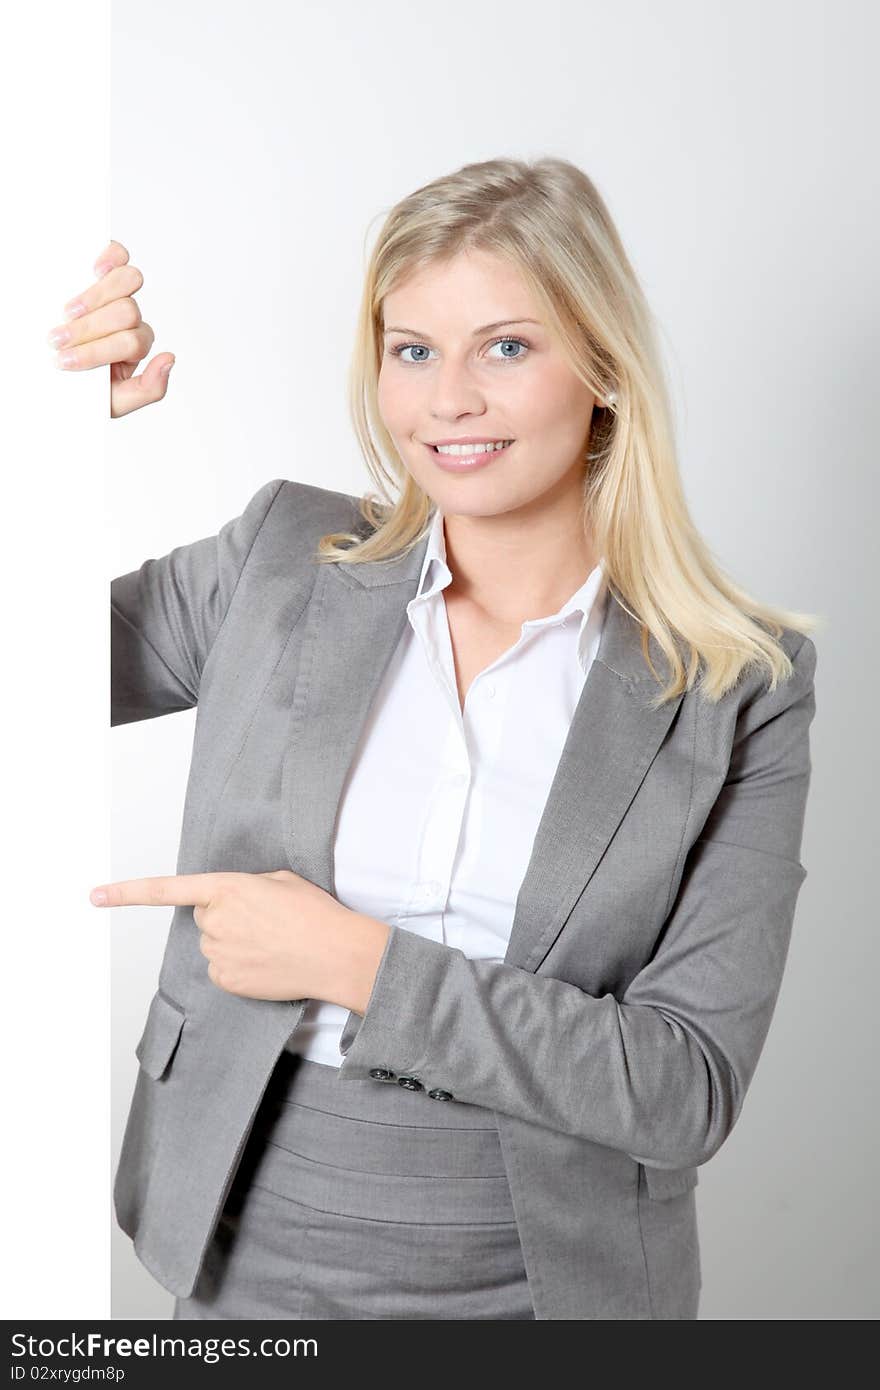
{"left": 503, "top": 623, "right": 684, "bottom": 972}
{"left": 280, "top": 539, "right": 427, "bottom": 894}
{"left": 282, "top": 535, "right": 685, "bottom": 975}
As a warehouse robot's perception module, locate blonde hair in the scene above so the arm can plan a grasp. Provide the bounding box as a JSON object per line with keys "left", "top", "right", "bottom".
{"left": 315, "top": 155, "right": 822, "bottom": 706}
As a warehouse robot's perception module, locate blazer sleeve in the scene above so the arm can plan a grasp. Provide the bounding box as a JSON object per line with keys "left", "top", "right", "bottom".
{"left": 336, "top": 635, "right": 818, "bottom": 1170}
{"left": 110, "top": 478, "right": 285, "bottom": 726}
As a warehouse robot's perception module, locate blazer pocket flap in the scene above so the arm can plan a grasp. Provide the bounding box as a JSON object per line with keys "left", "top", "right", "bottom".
{"left": 642, "top": 1163, "right": 700, "bottom": 1200}
{"left": 135, "top": 990, "right": 186, "bottom": 1081}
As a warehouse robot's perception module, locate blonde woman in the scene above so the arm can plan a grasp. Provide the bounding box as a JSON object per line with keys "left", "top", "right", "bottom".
{"left": 57, "top": 157, "right": 819, "bottom": 1320}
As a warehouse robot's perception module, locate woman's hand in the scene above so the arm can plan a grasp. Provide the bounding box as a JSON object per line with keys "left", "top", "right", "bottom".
{"left": 48, "top": 239, "right": 175, "bottom": 418}
{"left": 88, "top": 868, "right": 391, "bottom": 1012}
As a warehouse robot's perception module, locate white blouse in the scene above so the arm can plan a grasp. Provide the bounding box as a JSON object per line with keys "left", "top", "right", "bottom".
{"left": 284, "top": 507, "right": 610, "bottom": 1067}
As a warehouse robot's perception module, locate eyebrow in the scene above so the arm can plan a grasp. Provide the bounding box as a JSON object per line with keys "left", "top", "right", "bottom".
{"left": 382, "top": 318, "right": 542, "bottom": 338}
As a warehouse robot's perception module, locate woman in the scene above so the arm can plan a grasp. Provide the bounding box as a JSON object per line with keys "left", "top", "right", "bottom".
{"left": 53, "top": 157, "right": 819, "bottom": 1320}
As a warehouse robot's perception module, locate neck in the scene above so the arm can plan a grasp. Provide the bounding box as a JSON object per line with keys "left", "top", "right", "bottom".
{"left": 440, "top": 488, "right": 599, "bottom": 625}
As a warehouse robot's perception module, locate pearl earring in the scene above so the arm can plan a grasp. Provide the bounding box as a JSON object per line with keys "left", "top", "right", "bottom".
{"left": 604, "top": 390, "right": 618, "bottom": 407}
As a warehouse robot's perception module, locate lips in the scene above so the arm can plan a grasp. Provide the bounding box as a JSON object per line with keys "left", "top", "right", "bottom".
{"left": 427, "top": 438, "right": 513, "bottom": 448}
{"left": 427, "top": 440, "right": 514, "bottom": 472}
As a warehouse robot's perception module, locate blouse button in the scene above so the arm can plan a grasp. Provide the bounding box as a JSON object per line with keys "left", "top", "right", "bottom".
{"left": 485, "top": 683, "right": 496, "bottom": 698}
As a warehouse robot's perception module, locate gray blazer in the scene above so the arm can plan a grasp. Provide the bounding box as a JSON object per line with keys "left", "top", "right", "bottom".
{"left": 111, "top": 477, "right": 817, "bottom": 1320}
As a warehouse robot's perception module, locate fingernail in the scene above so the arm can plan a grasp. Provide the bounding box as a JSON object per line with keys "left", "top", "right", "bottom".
{"left": 55, "top": 349, "right": 77, "bottom": 369}
{"left": 90, "top": 889, "right": 108, "bottom": 906}
{"left": 94, "top": 262, "right": 113, "bottom": 277}
{"left": 63, "top": 301, "right": 87, "bottom": 320}
{"left": 48, "top": 327, "right": 71, "bottom": 348}
{"left": 160, "top": 361, "right": 174, "bottom": 377}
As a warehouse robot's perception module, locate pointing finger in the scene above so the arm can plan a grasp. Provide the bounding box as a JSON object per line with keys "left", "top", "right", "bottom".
{"left": 89, "top": 873, "right": 230, "bottom": 909}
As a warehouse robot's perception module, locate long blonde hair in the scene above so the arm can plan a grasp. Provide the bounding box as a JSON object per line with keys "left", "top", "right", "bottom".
{"left": 315, "top": 155, "right": 822, "bottom": 706}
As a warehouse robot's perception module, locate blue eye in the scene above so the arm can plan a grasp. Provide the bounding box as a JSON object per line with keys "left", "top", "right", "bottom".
{"left": 389, "top": 335, "right": 531, "bottom": 365}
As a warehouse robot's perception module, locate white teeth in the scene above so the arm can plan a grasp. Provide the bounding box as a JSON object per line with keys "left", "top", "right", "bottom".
{"left": 433, "top": 440, "right": 512, "bottom": 456}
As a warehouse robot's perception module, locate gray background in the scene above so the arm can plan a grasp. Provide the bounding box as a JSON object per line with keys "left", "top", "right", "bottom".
{"left": 110, "top": 0, "right": 878, "bottom": 1318}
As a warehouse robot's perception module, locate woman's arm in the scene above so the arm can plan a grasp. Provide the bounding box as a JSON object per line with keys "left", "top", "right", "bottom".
{"left": 52, "top": 245, "right": 286, "bottom": 721}
{"left": 337, "top": 636, "right": 818, "bottom": 1171}
{"left": 111, "top": 478, "right": 285, "bottom": 725}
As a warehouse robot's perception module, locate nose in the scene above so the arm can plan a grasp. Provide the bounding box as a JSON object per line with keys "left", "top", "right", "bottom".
{"left": 428, "top": 358, "right": 487, "bottom": 421}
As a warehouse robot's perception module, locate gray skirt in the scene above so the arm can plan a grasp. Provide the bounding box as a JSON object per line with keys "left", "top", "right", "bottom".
{"left": 173, "top": 1052, "right": 536, "bottom": 1320}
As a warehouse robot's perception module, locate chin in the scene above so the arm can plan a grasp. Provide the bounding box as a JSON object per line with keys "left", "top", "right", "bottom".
{"left": 434, "top": 492, "right": 532, "bottom": 520}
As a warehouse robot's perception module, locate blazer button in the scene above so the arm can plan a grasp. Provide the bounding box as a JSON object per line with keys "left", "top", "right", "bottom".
{"left": 368, "top": 1068, "right": 395, "bottom": 1081}
{"left": 397, "top": 1075, "right": 424, "bottom": 1091}
{"left": 427, "top": 1088, "right": 454, "bottom": 1101}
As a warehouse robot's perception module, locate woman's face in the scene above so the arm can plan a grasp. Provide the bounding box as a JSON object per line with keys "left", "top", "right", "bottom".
{"left": 377, "top": 249, "right": 598, "bottom": 519}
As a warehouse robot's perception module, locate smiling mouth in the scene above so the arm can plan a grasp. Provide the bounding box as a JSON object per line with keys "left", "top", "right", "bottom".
{"left": 427, "top": 440, "right": 514, "bottom": 456}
